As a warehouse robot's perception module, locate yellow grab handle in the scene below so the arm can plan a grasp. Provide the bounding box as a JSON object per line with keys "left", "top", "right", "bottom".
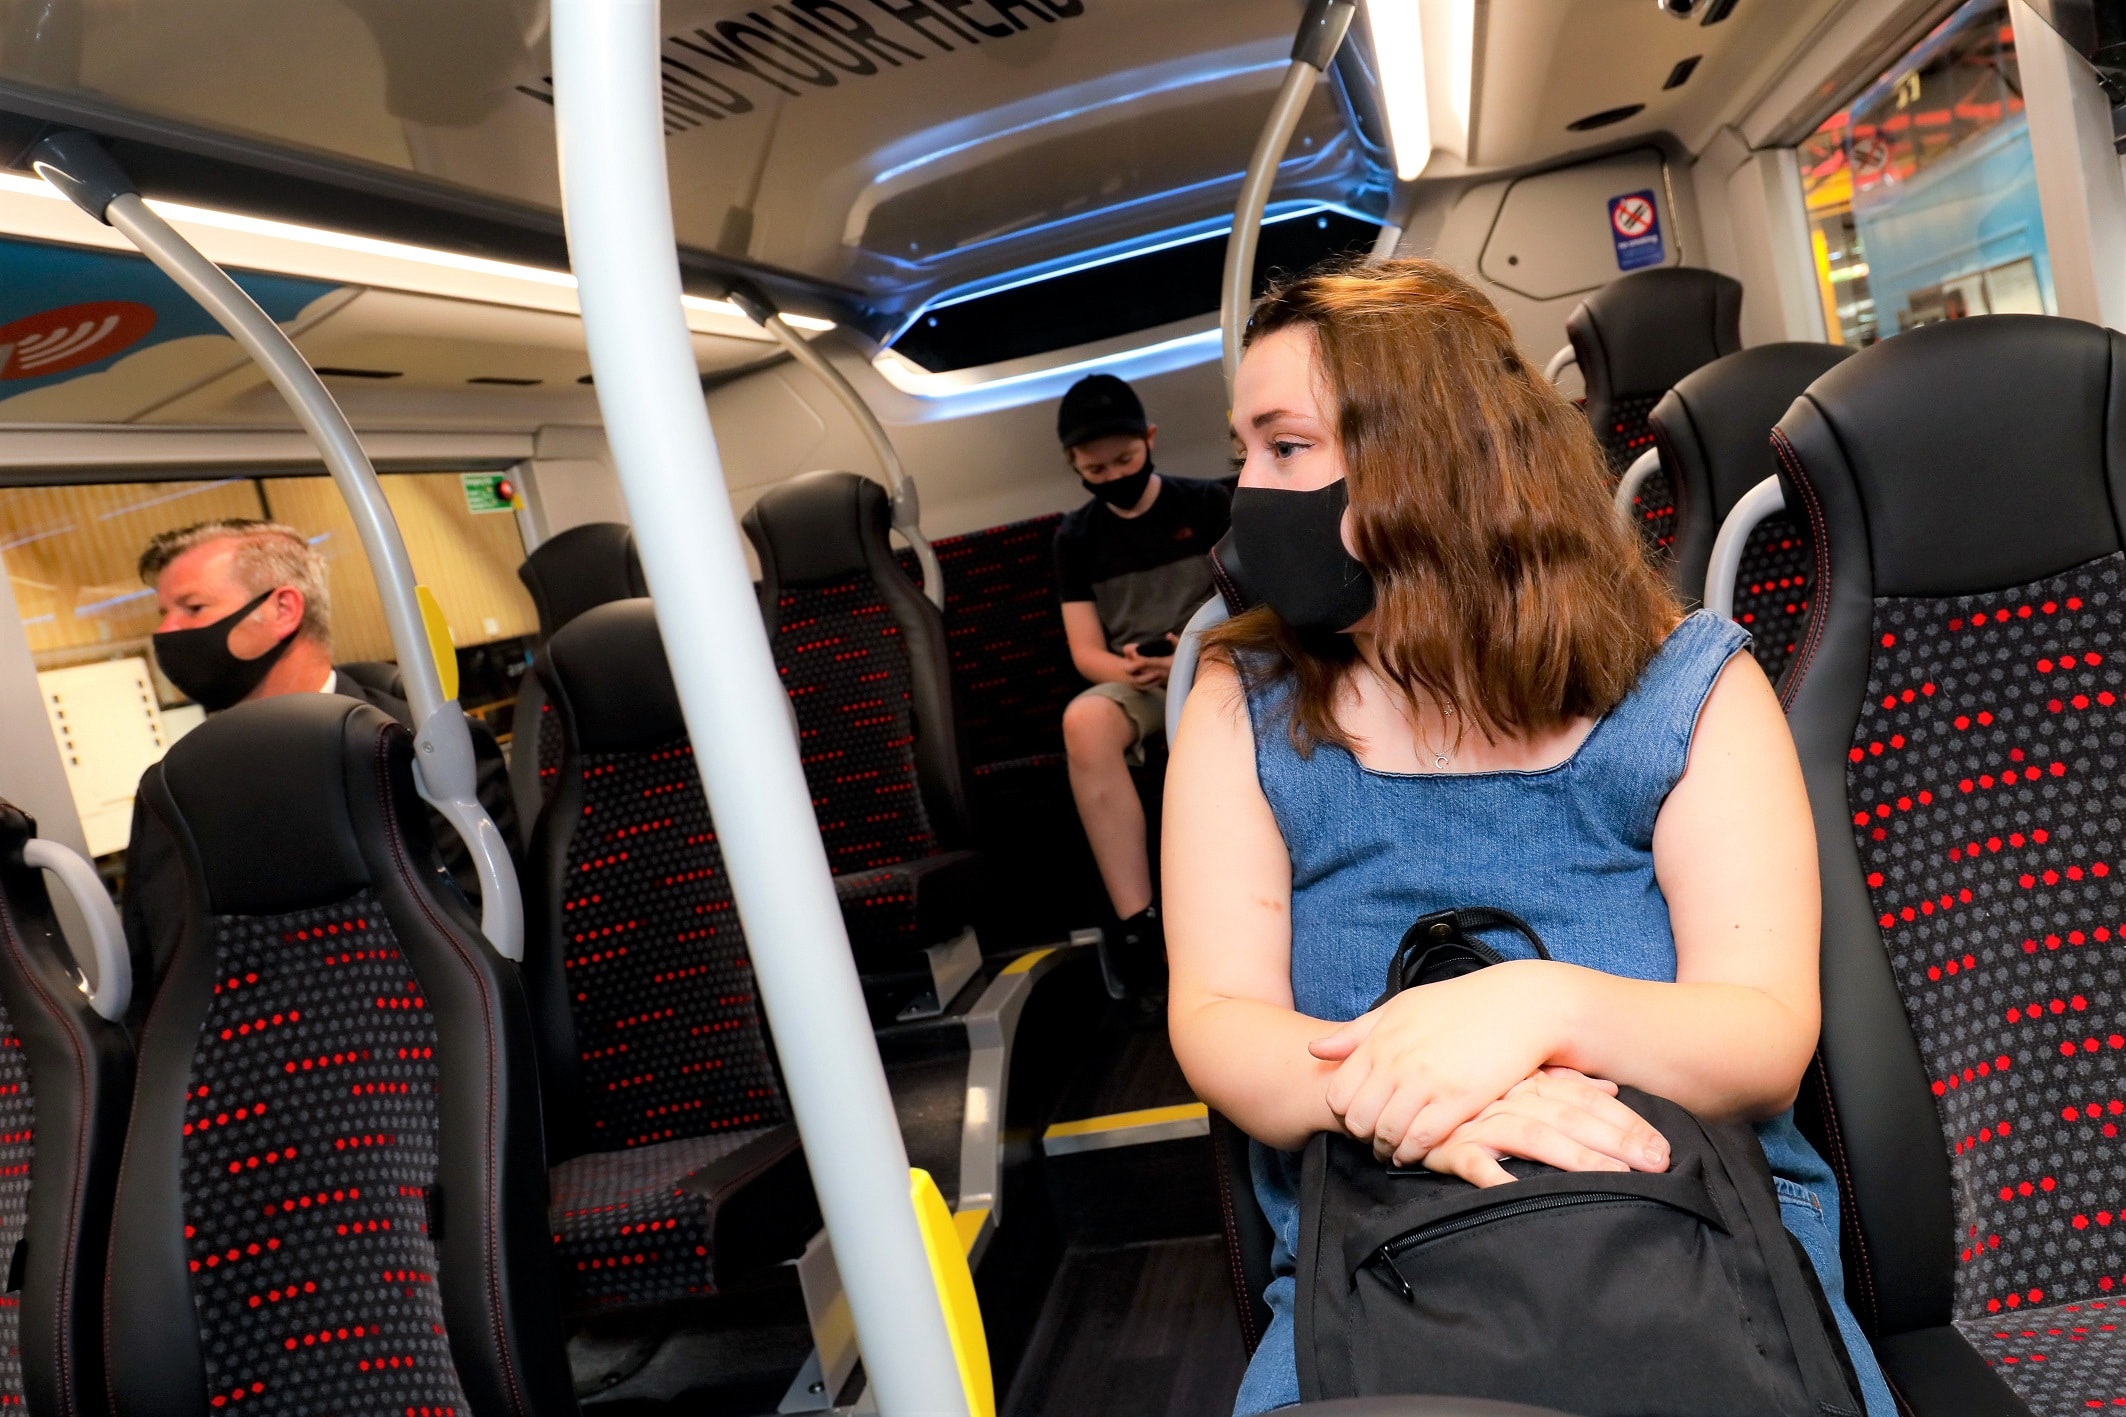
{"left": 911, "top": 1168, "right": 993, "bottom": 1417}
{"left": 415, "top": 584, "right": 458, "bottom": 703}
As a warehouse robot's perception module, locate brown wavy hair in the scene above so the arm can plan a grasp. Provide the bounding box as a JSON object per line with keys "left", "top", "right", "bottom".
{"left": 1205, "top": 259, "right": 1679, "bottom": 754}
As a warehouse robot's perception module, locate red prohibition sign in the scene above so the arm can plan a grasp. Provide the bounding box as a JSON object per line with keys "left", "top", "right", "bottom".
{"left": 1612, "top": 196, "right": 1655, "bottom": 239}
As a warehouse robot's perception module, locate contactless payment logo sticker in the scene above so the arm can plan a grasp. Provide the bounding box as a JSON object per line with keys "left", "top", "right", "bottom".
{"left": 1608, "top": 190, "right": 1665, "bottom": 272}
{"left": 0, "top": 300, "right": 156, "bottom": 379}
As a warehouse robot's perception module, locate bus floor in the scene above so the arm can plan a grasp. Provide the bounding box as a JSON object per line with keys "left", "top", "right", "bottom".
{"left": 998, "top": 1001, "right": 1247, "bottom": 1417}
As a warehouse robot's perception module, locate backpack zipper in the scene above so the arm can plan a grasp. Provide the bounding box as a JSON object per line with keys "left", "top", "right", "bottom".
{"left": 1367, "top": 1191, "right": 1679, "bottom": 1301}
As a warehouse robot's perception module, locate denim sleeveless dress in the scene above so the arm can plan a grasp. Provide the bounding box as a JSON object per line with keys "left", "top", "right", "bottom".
{"left": 1231, "top": 612, "right": 1894, "bottom": 1417}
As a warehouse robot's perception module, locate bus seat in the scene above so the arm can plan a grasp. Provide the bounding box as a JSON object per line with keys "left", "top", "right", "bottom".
{"left": 511, "top": 524, "right": 649, "bottom": 845}
{"left": 1565, "top": 267, "right": 1743, "bottom": 554}
{"left": 525, "top": 600, "right": 816, "bottom": 1314}
{"left": 110, "top": 694, "right": 573, "bottom": 1417}
{"left": 1775, "top": 313, "right": 2126, "bottom": 1415}
{"left": 1648, "top": 342, "right": 1853, "bottom": 682}
{"left": 517, "top": 523, "right": 647, "bottom": 642}
{"left": 0, "top": 804, "right": 132, "bottom": 1417}
{"left": 743, "top": 474, "right": 983, "bottom": 987}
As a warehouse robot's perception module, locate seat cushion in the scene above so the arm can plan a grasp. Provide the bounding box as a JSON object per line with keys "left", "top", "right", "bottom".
{"left": 1959, "top": 1301, "right": 2126, "bottom": 1413}
{"left": 549, "top": 1125, "right": 798, "bottom": 1314}
{"left": 833, "top": 850, "right": 980, "bottom": 962}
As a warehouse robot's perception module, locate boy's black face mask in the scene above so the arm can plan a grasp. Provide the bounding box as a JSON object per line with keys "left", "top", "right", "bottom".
{"left": 1082, "top": 457, "right": 1154, "bottom": 509}
{"left": 151, "top": 589, "right": 296, "bottom": 711}
{"left": 1228, "top": 479, "right": 1376, "bottom": 635}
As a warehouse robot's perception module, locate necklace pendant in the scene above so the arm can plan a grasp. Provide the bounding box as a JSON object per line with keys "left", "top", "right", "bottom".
{"left": 1433, "top": 752, "right": 1451, "bottom": 770}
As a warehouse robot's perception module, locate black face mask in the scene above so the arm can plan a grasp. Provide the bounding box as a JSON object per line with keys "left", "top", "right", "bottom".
{"left": 152, "top": 589, "right": 297, "bottom": 711}
{"left": 1229, "top": 479, "right": 1376, "bottom": 635}
{"left": 1082, "top": 457, "right": 1154, "bottom": 510}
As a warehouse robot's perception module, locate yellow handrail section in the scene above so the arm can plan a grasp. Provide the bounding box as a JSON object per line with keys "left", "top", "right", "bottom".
{"left": 414, "top": 584, "right": 458, "bottom": 703}
{"left": 912, "top": 1168, "right": 994, "bottom": 1417}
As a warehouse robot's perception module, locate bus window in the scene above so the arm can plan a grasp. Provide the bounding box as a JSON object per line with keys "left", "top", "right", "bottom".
{"left": 1798, "top": 0, "right": 2053, "bottom": 346}
{"left": 0, "top": 471, "right": 537, "bottom": 855}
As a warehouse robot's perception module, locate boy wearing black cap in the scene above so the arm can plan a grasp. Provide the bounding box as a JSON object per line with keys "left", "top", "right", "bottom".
{"left": 1053, "top": 373, "right": 1230, "bottom": 989}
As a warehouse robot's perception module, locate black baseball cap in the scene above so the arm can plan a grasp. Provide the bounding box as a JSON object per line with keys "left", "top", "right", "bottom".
{"left": 1057, "top": 374, "right": 1149, "bottom": 450}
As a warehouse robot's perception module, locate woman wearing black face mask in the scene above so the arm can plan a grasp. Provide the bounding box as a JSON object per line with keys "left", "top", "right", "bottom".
{"left": 1163, "top": 260, "right": 1893, "bottom": 1417}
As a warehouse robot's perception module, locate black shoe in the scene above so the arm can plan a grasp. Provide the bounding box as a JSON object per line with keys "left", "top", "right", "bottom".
{"left": 1100, "top": 905, "right": 1169, "bottom": 1001}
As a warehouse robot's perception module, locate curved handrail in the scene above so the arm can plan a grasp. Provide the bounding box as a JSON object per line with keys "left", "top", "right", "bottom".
{"left": 549, "top": 2, "right": 973, "bottom": 1412}
{"left": 29, "top": 133, "right": 522, "bottom": 962}
{"left": 728, "top": 286, "right": 945, "bottom": 610}
{"left": 1705, "top": 475, "right": 1786, "bottom": 622}
{"left": 1613, "top": 448, "right": 1662, "bottom": 528}
{"left": 1543, "top": 345, "right": 1579, "bottom": 386}
{"left": 1166, "top": 595, "right": 1233, "bottom": 745}
{"left": 22, "top": 837, "right": 129, "bottom": 1022}
{"left": 28, "top": 132, "right": 522, "bottom": 962}
{"left": 1221, "top": 0, "right": 1356, "bottom": 393}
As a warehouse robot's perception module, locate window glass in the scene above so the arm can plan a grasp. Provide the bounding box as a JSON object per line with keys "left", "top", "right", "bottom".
{"left": 0, "top": 472, "right": 536, "bottom": 856}
{"left": 1798, "top": 0, "right": 2054, "bottom": 346}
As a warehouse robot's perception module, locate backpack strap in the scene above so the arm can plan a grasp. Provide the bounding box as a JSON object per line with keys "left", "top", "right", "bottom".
{"left": 1376, "top": 907, "right": 1552, "bottom": 1007}
{"left": 1695, "top": 1112, "right": 1864, "bottom": 1416}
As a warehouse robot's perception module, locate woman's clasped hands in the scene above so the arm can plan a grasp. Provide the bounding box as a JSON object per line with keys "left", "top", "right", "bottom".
{"left": 1307, "top": 961, "right": 1671, "bottom": 1187}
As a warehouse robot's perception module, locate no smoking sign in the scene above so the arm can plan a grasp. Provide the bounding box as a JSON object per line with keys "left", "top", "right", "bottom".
{"left": 1607, "top": 189, "right": 1666, "bottom": 271}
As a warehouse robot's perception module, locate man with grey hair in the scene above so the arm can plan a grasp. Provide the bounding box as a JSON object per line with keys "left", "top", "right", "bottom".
{"left": 131, "top": 517, "right": 516, "bottom": 908}
{"left": 138, "top": 518, "right": 336, "bottom": 709}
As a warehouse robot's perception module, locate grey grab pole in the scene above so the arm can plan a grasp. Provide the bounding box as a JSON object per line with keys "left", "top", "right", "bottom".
{"left": 1220, "top": 0, "right": 1357, "bottom": 394}
{"left": 727, "top": 285, "right": 945, "bottom": 611}
{"left": 547, "top": 3, "right": 973, "bottom": 1414}
{"left": 27, "top": 131, "right": 524, "bottom": 963}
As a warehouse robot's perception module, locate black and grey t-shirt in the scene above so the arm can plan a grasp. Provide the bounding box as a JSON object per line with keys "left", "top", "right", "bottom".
{"left": 1054, "top": 475, "right": 1231, "bottom": 652}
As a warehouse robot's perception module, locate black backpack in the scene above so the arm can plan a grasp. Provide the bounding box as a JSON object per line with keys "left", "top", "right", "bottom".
{"left": 1294, "top": 908, "right": 1862, "bottom": 1416}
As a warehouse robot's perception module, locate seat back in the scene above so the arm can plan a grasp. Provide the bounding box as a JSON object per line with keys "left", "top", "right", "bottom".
{"left": 1565, "top": 267, "right": 1743, "bottom": 553}
{"left": 1650, "top": 342, "right": 1853, "bottom": 680}
{"left": 517, "top": 522, "right": 647, "bottom": 642}
{"left": 0, "top": 806, "right": 131, "bottom": 1417}
{"left": 513, "top": 523, "right": 648, "bottom": 840}
{"left": 744, "top": 471, "right": 971, "bottom": 871}
{"left": 524, "top": 600, "right": 790, "bottom": 1160}
{"left": 112, "top": 694, "right": 571, "bottom": 1417}
{"left": 1776, "top": 314, "right": 2126, "bottom": 1354}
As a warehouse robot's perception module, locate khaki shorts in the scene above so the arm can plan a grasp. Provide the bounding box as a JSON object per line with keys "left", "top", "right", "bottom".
{"left": 1073, "top": 681, "right": 1166, "bottom": 765}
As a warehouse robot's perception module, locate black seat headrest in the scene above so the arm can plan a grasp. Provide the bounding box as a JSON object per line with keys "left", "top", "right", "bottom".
{"left": 1567, "top": 267, "right": 1743, "bottom": 400}
{"left": 518, "top": 522, "right": 648, "bottom": 639}
{"left": 1775, "top": 314, "right": 2126, "bottom": 597}
{"left": 745, "top": 471, "right": 895, "bottom": 589}
{"left": 1209, "top": 531, "right": 1256, "bottom": 615}
{"left": 1657, "top": 343, "right": 1855, "bottom": 522}
{"left": 540, "top": 599, "right": 684, "bottom": 754}
{"left": 153, "top": 694, "right": 395, "bottom": 916}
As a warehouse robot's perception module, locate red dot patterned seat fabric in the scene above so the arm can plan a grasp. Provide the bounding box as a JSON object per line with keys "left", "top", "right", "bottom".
{"left": 1846, "top": 556, "right": 2126, "bottom": 1411}
{"left": 929, "top": 515, "right": 1079, "bottom": 767}
{"left": 0, "top": 998, "right": 27, "bottom": 1409}
{"left": 180, "top": 894, "right": 468, "bottom": 1416}
{"left": 1608, "top": 399, "right": 1677, "bottom": 556}
{"left": 772, "top": 579, "right": 941, "bottom": 874}
{"left": 1731, "top": 515, "right": 1813, "bottom": 682}
{"left": 544, "top": 738, "right": 793, "bottom": 1311}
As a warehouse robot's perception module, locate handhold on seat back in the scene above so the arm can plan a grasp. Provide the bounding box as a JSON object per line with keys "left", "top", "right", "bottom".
{"left": 1567, "top": 267, "right": 1743, "bottom": 552}
{"left": 113, "top": 694, "right": 571, "bottom": 1417}
{"left": 0, "top": 803, "right": 131, "bottom": 1417}
{"left": 1651, "top": 341, "right": 1852, "bottom": 680}
{"left": 1776, "top": 313, "right": 2126, "bottom": 1407}
{"left": 518, "top": 521, "right": 647, "bottom": 640}
{"left": 745, "top": 470, "right": 972, "bottom": 858}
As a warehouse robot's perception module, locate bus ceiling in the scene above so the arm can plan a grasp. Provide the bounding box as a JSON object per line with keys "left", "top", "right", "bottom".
{"left": 0, "top": 0, "right": 1983, "bottom": 368}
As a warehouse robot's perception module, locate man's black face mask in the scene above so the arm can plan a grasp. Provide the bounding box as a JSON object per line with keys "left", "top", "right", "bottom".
{"left": 1228, "top": 479, "right": 1376, "bottom": 636}
{"left": 152, "top": 589, "right": 296, "bottom": 711}
{"left": 1082, "top": 456, "right": 1154, "bottom": 509}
